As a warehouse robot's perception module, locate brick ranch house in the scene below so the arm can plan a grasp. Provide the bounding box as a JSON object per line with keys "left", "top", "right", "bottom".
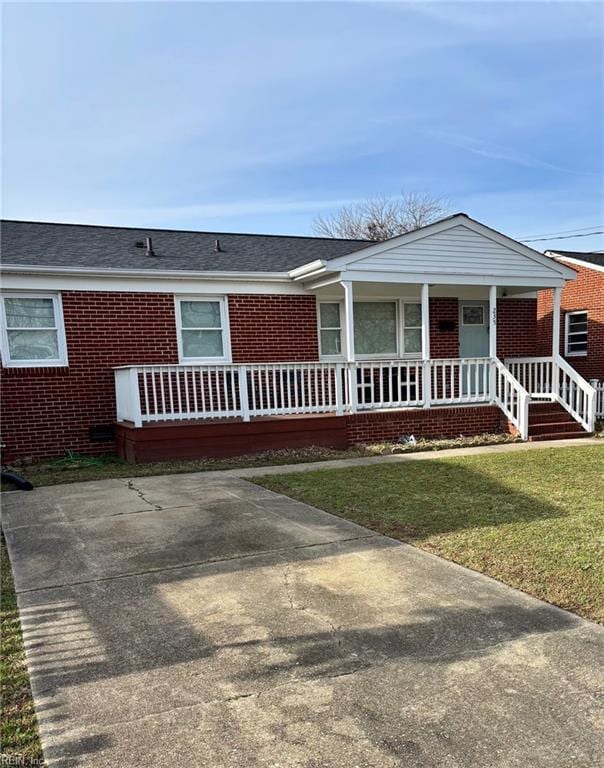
{"left": 0, "top": 213, "right": 598, "bottom": 464}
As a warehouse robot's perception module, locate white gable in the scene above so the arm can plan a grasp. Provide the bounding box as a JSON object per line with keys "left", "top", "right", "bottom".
{"left": 347, "top": 224, "right": 562, "bottom": 280}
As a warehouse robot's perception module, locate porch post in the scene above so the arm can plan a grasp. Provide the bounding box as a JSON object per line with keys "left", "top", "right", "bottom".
{"left": 341, "top": 280, "right": 357, "bottom": 412}
{"left": 552, "top": 286, "right": 562, "bottom": 400}
{"left": 421, "top": 284, "right": 431, "bottom": 408}
{"left": 488, "top": 285, "right": 498, "bottom": 403}
{"left": 342, "top": 280, "right": 355, "bottom": 362}
{"left": 488, "top": 286, "right": 497, "bottom": 358}
{"left": 552, "top": 287, "right": 561, "bottom": 358}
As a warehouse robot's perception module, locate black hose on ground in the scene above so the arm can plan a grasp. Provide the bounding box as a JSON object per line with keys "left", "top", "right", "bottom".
{"left": 1, "top": 471, "right": 34, "bottom": 491}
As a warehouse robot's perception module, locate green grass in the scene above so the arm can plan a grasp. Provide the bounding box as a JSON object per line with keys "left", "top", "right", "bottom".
{"left": 1, "top": 536, "right": 45, "bottom": 765}
{"left": 255, "top": 445, "right": 604, "bottom": 623}
{"left": 1, "top": 433, "right": 517, "bottom": 490}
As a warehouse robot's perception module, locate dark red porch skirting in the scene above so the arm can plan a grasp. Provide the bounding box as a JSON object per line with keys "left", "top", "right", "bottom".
{"left": 116, "top": 405, "right": 506, "bottom": 464}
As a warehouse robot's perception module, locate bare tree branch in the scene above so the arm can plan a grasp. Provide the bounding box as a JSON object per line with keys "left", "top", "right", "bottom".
{"left": 312, "top": 191, "right": 451, "bottom": 241}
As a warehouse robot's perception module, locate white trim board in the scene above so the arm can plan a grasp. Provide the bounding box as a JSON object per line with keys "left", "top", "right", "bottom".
{"left": 0, "top": 272, "right": 308, "bottom": 295}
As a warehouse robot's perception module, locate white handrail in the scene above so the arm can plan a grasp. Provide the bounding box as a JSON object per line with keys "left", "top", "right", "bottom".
{"left": 493, "top": 358, "right": 529, "bottom": 440}
{"left": 505, "top": 355, "right": 595, "bottom": 432}
{"left": 555, "top": 355, "right": 596, "bottom": 432}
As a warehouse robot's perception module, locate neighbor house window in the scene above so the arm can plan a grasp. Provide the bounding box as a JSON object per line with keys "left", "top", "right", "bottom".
{"left": 0, "top": 293, "right": 68, "bottom": 367}
{"left": 565, "top": 310, "right": 588, "bottom": 357}
{"left": 318, "top": 302, "right": 343, "bottom": 357}
{"left": 176, "top": 297, "right": 231, "bottom": 362}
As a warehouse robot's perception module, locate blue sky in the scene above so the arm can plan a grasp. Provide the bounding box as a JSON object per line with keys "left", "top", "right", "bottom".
{"left": 2, "top": 1, "right": 603, "bottom": 251}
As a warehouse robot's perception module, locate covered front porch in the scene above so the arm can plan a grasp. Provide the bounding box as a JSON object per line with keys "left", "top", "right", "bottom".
{"left": 114, "top": 283, "right": 595, "bottom": 455}
{"left": 114, "top": 216, "right": 597, "bottom": 460}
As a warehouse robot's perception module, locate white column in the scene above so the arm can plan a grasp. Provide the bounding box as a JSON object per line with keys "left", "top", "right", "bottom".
{"left": 421, "top": 284, "right": 431, "bottom": 408}
{"left": 488, "top": 286, "right": 498, "bottom": 403}
{"left": 552, "top": 287, "right": 561, "bottom": 358}
{"left": 341, "top": 280, "right": 357, "bottom": 412}
{"left": 341, "top": 280, "right": 355, "bottom": 362}
{"left": 489, "top": 285, "right": 498, "bottom": 359}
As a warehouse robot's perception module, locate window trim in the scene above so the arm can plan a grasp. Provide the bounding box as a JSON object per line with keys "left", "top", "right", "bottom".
{"left": 0, "top": 292, "right": 68, "bottom": 368}
{"left": 564, "top": 310, "right": 588, "bottom": 358}
{"left": 175, "top": 295, "right": 232, "bottom": 363}
{"left": 317, "top": 301, "right": 346, "bottom": 361}
{"left": 317, "top": 298, "right": 423, "bottom": 361}
{"left": 461, "top": 304, "right": 486, "bottom": 326}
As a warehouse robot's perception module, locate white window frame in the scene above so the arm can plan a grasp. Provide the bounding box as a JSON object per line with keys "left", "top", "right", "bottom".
{"left": 564, "top": 310, "right": 588, "bottom": 357}
{"left": 461, "top": 304, "right": 486, "bottom": 326}
{"left": 0, "top": 292, "right": 68, "bottom": 368}
{"left": 175, "top": 295, "right": 231, "bottom": 363}
{"left": 317, "top": 301, "right": 345, "bottom": 361}
{"left": 317, "top": 298, "right": 423, "bottom": 361}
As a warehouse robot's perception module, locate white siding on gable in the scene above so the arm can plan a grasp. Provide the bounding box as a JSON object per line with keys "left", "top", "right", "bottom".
{"left": 350, "top": 225, "right": 555, "bottom": 279}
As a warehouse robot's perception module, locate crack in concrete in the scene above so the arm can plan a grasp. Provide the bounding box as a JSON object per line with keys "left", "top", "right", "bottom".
{"left": 126, "top": 480, "right": 162, "bottom": 511}
{"left": 282, "top": 560, "right": 343, "bottom": 651}
{"left": 15, "top": 533, "right": 379, "bottom": 594}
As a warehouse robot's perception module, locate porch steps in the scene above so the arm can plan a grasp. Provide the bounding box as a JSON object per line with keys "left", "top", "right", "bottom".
{"left": 527, "top": 402, "right": 591, "bottom": 442}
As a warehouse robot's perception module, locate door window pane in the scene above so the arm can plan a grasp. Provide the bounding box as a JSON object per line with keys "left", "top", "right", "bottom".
{"left": 354, "top": 302, "right": 397, "bottom": 355}
{"left": 462, "top": 306, "right": 484, "bottom": 325}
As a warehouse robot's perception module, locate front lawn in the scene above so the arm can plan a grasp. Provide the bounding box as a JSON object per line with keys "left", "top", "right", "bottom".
{"left": 1, "top": 536, "right": 45, "bottom": 765}
{"left": 255, "top": 445, "right": 604, "bottom": 623}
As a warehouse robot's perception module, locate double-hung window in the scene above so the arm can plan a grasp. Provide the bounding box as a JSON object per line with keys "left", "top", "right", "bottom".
{"left": 176, "top": 297, "right": 231, "bottom": 362}
{"left": 0, "top": 293, "right": 68, "bottom": 367}
{"left": 318, "top": 299, "right": 423, "bottom": 359}
{"left": 565, "top": 310, "right": 588, "bottom": 357}
{"left": 318, "top": 302, "right": 343, "bottom": 357}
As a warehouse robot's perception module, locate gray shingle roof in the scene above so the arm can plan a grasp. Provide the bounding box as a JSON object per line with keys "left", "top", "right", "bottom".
{"left": 551, "top": 250, "right": 604, "bottom": 269}
{"left": 0, "top": 220, "right": 370, "bottom": 273}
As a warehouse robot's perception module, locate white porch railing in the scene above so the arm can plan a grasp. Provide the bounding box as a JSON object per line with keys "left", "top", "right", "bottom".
{"left": 115, "top": 357, "right": 594, "bottom": 435}
{"left": 493, "top": 358, "right": 529, "bottom": 439}
{"left": 591, "top": 379, "right": 604, "bottom": 418}
{"left": 505, "top": 356, "right": 596, "bottom": 433}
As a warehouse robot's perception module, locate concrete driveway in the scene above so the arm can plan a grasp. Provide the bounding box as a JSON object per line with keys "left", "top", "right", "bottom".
{"left": 3, "top": 472, "right": 603, "bottom": 768}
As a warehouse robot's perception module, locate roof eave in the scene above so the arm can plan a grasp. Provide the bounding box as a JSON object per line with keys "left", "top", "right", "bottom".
{"left": 0, "top": 264, "right": 293, "bottom": 281}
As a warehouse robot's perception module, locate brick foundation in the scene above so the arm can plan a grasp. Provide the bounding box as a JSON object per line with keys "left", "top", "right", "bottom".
{"left": 346, "top": 405, "right": 505, "bottom": 445}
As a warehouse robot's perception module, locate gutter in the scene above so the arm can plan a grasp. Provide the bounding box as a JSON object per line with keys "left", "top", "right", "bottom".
{"left": 0, "top": 263, "right": 293, "bottom": 282}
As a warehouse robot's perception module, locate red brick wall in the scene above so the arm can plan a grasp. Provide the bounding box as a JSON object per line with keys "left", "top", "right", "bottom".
{"left": 428, "top": 297, "right": 538, "bottom": 359}
{"left": 496, "top": 298, "right": 537, "bottom": 358}
{"left": 1, "top": 290, "right": 540, "bottom": 461}
{"left": 537, "top": 264, "right": 604, "bottom": 380}
{"left": 229, "top": 294, "right": 319, "bottom": 362}
{"left": 429, "top": 298, "right": 459, "bottom": 357}
{"left": 347, "top": 405, "right": 504, "bottom": 444}
{"left": 1, "top": 292, "right": 179, "bottom": 461}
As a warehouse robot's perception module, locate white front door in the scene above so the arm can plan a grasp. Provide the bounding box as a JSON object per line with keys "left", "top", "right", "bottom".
{"left": 459, "top": 301, "right": 489, "bottom": 395}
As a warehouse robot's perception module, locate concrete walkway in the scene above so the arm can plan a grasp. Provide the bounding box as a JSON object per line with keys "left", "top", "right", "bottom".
{"left": 3, "top": 466, "right": 603, "bottom": 767}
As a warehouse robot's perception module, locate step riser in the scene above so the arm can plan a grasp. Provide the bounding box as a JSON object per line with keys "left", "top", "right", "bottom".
{"left": 528, "top": 432, "right": 590, "bottom": 442}
{"left": 529, "top": 415, "right": 575, "bottom": 425}
{"left": 529, "top": 422, "right": 584, "bottom": 436}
